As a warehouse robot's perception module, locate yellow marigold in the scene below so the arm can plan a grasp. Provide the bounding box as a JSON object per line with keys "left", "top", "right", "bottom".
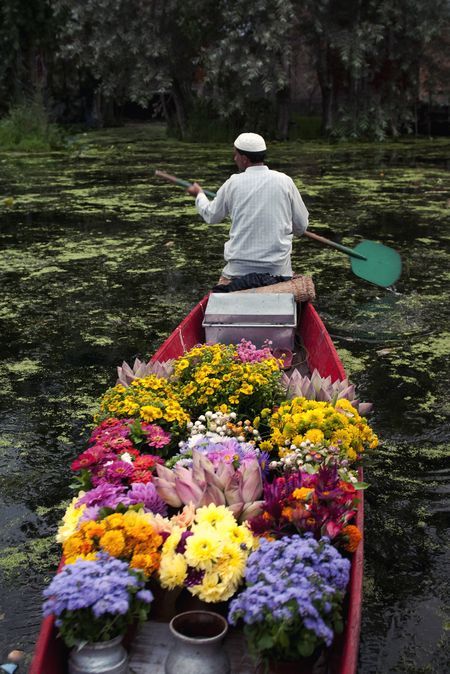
{"left": 304, "top": 428, "right": 325, "bottom": 444}
{"left": 281, "top": 506, "right": 294, "bottom": 521}
{"left": 82, "top": 521, "right": 106, "bottom": 539}
{"left": 63, "top": 535, "right": 86, "bottom": 561}
{"left": 292, "top": 487, "right": 314, "bottom": 502}
{"left": 140, "top": 405, "right": 163, "bottom": 422}
{"left": 259, "top": 440, "right": 273, "bottom": 452}
{"left": 100, "top": 530, "right": 126, "bottom": 556}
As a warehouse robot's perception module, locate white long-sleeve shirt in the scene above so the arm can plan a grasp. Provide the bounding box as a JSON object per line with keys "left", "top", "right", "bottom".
{"left": 195, "top": 165, "right": 309, "bottom": 277}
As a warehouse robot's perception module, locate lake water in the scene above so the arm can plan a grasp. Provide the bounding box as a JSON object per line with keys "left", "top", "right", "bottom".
{"left": 0, "top": 125, "right": 449, "bottom": 672}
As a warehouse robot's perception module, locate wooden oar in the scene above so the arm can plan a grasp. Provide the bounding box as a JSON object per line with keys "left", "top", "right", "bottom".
{"left": 155, "top": 169, "right": 402, "bottom": 288}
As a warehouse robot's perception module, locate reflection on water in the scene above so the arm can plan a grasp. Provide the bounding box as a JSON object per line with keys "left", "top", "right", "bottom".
{"left": 0, "top": 127, "right": 449, "bottom": 671}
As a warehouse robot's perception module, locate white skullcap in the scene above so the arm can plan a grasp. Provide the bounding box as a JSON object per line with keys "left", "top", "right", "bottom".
{"left": 234, "top": 132, "right": 267, "bottom": 152}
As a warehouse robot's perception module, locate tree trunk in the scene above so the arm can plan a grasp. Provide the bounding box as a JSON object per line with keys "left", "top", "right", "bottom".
{"left": 316, "top": 41, "right": 334, "bottom": 135}
{"left": 276, "top": 86, "right": 291, "bottom": 140}
{"left": 171, "top": 78, "right": 187, "bottom": 139}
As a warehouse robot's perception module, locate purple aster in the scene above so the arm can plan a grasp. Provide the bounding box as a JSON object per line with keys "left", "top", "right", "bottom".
{"left": 42, "top": 553, "right": 153, "bottom": 642}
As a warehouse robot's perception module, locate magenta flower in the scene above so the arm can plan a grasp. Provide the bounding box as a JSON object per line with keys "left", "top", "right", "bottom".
{"left": 142, "top": 424, "right": 171, "bottom": 449}
{"left": 104, "top": 460, "right": 134, "bottom": 483}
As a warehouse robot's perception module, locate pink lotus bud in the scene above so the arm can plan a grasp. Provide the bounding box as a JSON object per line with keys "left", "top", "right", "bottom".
{"left": 155, "top": 464, "right": 176, "bottom": 483}
{"left": 358, "top": 402, "right": 373, "bottom": 416}
{"left": 175, "top": 476, "right": 205, "bottom": 506}
{"left": 201, "top": 482, "right": 227, "bottom": 507}
{"left": 153, "top": 477, "right": 183, "bottom": 508}
{"left": 227, "top": 501, "right": 244, "bottom": 519}
{"left": 240, "top": 459, "right": 263, "bottom": 503}
{"left": 192, "top": 451, "right": 211, "bottom": 482}
{"left": 239, "top": 500, "right": 264, "bottom": 522}
{"left": 215, "top": 462, "right": 235, "bottom": 488}
{"left": 224, "top": 472, "right": 243, "bottom": 506}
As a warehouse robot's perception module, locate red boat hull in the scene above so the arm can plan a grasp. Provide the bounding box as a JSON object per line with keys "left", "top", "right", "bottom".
{"left": 30, "top": 299, "right": 363, "bottom": 674}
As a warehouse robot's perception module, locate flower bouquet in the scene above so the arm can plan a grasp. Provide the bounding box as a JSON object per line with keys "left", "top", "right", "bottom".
{"left": 267, "top": 397, "right": 378, "bottom": 463}
{"left": 158, "top": 503, "right": 257, "bottom": 602}
{"left": 248, "top": 465, "right": 361, "bottom": 550}
{"left": 228, "top": 535, "right": 350, "bottom": 663}
{"left": 42, "top": 552, "right": 153, "bottom": 647}
{"left": 95, "top": 375, "right": 190, "bottom": 431}
{"left": 172, "top": 342, "right": 284, "bottom": 418}
{"left": 62, "top": 509, "right": 163, "bottom": 577}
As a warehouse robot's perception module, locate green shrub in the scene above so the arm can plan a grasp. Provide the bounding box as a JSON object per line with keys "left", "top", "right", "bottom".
{"left": 0, "top": 97, "right": 65, "bottom": 151}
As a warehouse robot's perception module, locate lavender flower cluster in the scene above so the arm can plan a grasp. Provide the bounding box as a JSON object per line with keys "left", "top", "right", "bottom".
{"left": 43, "top": 553, "right": 153, "bottom": 644}
{"left": 77, "top": 481, "right": 167, "bottom": 521}
{"left": 228, "top": 534, "right": 350, "bottom": 649}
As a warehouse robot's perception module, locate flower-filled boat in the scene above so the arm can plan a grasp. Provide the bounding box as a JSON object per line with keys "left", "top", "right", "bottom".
{"left": 30, "top": 295, "right": 376, "bottom": 674}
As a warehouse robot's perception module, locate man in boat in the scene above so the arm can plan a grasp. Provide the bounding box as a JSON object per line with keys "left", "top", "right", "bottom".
{"left": 187, "top": 132, "right": 309, "bottom": 286}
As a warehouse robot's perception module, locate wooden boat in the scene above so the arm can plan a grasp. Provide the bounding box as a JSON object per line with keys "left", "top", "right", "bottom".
{"left": 30, "top": 296, "right": 363, "bottom": 674}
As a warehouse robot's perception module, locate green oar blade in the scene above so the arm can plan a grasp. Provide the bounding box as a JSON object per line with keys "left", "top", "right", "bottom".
{"left": 350, "top": 240, "right": 402, "bottom": 287}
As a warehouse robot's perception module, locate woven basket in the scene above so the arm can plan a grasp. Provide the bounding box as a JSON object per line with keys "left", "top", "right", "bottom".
{"left": 234, "top": 275, "right": 315, "bottom": 303}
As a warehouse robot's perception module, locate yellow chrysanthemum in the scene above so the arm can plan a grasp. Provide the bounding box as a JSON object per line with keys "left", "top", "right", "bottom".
{"left": 194, "top": 504, "right": 236, "bottom": 531}
{"left": 185, "top": 529, "right": 222, "bottom": 570}
{"left": 162, "top": 527, "right": 183, "bottom": 555}
{"left": 56, "top": 496, "right": 86, "bottom": 544}
{"left": 159, "top": 552, "right": 188, "bottom": 589}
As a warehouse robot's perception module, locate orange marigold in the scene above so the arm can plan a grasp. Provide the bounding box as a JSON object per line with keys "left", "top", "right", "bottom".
{"left": 342, "top": 524, "right": 362, "bottom": 552}
{"left": 131, "top": 552, "right": 160, "bottom": 576}
{"left": 100, "top": 530, "right": 126, "bottom": 557}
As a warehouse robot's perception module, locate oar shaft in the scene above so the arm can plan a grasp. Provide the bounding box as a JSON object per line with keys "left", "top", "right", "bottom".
{"left": 155, "top": 169, "right": 367, "bottom": 261}
{"left": 154, "top": 170, "right": 216, "bottom": 198}
{"left": 304, "top": 231, "right": 367, "bottom": 261}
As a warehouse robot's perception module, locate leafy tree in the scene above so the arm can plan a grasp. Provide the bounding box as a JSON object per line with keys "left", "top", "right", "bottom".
{"left": 297, "top": 0, "right": 450, "bottom": 139}
{"left": 201, "top": 0, "right": 297, "bottom": 138}
{"left": 52, "top": 0, "right": 222, "bottom": 132}
{"left": 0, "top": 0, "right": 56, "bottom": 114}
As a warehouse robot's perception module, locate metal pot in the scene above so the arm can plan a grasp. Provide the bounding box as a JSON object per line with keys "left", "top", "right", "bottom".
{"left": 165, "top": 610, "right": 230, "bottom": 674}
{"left": 68, "top": 634, "right": 129, "bottom": 674}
